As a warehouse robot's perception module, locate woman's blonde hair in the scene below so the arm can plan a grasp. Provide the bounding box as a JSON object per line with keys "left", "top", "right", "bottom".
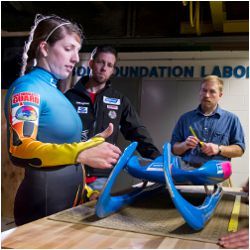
{"left": 20, "top": 14, "right": 84, "bottom": 76}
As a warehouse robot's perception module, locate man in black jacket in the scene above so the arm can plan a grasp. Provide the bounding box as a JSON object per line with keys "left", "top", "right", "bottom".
{"left": 65, "top": 45, "right": 160, "bottom": 191}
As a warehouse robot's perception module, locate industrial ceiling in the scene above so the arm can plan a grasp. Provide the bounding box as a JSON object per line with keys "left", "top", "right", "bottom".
{"left": 1, "top": 1, "right": 249, "bottom": 51}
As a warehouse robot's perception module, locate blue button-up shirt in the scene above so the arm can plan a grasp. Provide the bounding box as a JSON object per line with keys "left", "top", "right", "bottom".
{"left": 171, "top": 105, "right": 245, "bottom": 166}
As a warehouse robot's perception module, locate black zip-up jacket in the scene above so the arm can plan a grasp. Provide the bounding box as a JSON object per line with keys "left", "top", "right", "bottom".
{"left": 65, "top": 76, "right": 161, "bottom": 177}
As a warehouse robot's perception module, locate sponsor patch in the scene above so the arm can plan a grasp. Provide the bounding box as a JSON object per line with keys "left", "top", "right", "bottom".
{"left": 76, "top": 101, "right": 89, "bottom": 105}
{"left": 107, "top": 105, "right": 118, "bottom": 110}
{"left": 77, "top": 106, "right": 88, "bottom": 114}
{"left": 103, "top": 96, "right": 120, "bottom": 105}
{"left": 108, "top": 110, "right": 117, "bottom": 119}
{"left": 12, "top": 92, "right": 40, "bottom": 106}
{"left": 15, "top": 106, "right": 38, "bottom": 121}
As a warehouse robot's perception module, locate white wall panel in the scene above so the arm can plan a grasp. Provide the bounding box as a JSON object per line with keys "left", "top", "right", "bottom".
{"left": 75, "top": 51, "right": 249, "bottom": 187}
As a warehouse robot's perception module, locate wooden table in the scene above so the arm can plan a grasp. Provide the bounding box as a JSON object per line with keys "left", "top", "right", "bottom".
{"left": 1, "top": 187, "right": 244, "bottom": 249}
{"left": 2, "top": 218, "right": 220, "bottom": 249}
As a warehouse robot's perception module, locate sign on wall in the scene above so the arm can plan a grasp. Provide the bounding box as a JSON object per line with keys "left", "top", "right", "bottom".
{"left": 73, "top": 51, "right": 249, "bottom": 81}
{"left": 74, "top": 64, "right": 249, "bottom": 79}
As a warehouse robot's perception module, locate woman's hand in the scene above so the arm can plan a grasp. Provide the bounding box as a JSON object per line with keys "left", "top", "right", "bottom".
{"left": 89, "top": 191, "right": 99, "bottom": 201}
{"left": 77, "top": 123, "right": 122, "bottom": 168}
{"left": 77, "top": 142, "right": 121, "bottom": 168}
{"left": 95, "top": 123, "right": 114, "bottom": 139}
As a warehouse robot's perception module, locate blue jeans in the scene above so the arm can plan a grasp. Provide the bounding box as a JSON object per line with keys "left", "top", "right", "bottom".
{"left": 88, "top": 177, "right": 108, "bottom": 191}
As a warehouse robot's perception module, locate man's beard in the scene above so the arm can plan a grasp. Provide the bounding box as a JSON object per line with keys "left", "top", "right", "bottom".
{"left": 93, "top": 74, "right": 109, "bottom": 85}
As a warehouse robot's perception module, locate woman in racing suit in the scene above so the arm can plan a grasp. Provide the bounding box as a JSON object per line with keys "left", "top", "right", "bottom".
{"left": 4, "top": 14, "right": 121, "bottom": 225}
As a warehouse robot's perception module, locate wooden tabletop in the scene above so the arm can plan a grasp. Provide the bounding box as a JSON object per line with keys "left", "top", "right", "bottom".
{"left": 2, "top": 187, "right": 244, "bottom": 249}
{"left": 1, "top": 217, "right": 219, "bottom": 249}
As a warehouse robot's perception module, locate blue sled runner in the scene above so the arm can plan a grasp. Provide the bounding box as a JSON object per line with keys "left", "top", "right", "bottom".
{"left": 95, "top": 142, "right": 232, "bottom": 231}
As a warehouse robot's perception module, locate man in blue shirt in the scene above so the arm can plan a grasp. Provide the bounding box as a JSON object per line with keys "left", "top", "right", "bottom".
{"left": 171, "top": 75, "right": 245, "bottom": 167}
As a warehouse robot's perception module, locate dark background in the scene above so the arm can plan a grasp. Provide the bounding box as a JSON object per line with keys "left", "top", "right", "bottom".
{"left": 1, "top": 1, "right": 249, "bottom": 87}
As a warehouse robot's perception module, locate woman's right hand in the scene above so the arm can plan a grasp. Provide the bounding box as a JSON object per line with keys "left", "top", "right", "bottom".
{"left": 77, "top": 123, "right": 122, "bottom": 168}
{"left": 77, "top": 142, "right": 121, "bottom": 168}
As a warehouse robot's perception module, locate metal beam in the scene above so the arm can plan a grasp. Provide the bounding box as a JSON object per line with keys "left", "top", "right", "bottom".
{"left": 180, "top": 22, "right": 214, "bottom": 34}
{"left": 2, "top": 31, "right": 247, "bottom": 45}
{"left": 209, "top": 1, "right": 224, "bottom": 32}
{"left": 2, "top": 31, "right": 248, "bottom": 51}
{"left": 83, "top": 36, "right": 249, "bottom": 51}
{"left": 223, "top": 20, "right": 249, "bottom": 33}
{"left": 1, "top": 30, "right": 30, "bottom": 37}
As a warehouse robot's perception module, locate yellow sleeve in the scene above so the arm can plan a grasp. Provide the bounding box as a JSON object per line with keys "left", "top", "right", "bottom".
{"left": 10, "top": 130, "right": 104, "bottom": 167}
{"left": 7, "top": 87, "right": 105, "bottom": 168}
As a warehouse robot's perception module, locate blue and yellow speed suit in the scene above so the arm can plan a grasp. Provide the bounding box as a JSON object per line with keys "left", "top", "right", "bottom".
{"left": 4, "top": 67, "right": 103, "bottom": 225}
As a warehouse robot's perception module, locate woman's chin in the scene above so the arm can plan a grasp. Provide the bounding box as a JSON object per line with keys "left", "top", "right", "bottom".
{"left": 58, "top": 73, "right": 71, "bottom": 80}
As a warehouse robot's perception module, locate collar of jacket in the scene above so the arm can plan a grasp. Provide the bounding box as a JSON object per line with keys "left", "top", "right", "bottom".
{"left": 73, "top": 75, "right": 112, "bottom": 93}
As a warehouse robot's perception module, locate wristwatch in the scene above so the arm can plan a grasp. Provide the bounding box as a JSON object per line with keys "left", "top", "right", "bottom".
{"left": 218, "top": 145, "right": 222, "bottom": 155}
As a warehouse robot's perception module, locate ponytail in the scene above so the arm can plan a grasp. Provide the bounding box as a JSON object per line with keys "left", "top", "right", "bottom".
{"left": 20, "top": 14, "right": 84, "bottom": 76}
{"left": 20, "top": 14, "right": 48, "bottom": 76}
{"left": 20, "top": 31, "right": 36, "bottom": 76}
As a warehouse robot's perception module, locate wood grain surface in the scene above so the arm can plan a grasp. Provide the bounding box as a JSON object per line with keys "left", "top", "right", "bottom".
{"left": 1, "top": 217, "right": 219, "bottom": 249}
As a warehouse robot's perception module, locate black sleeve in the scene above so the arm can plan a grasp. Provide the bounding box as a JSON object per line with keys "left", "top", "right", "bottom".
{"left": 120, "top": 96, "right": 161, "bottom": 159}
